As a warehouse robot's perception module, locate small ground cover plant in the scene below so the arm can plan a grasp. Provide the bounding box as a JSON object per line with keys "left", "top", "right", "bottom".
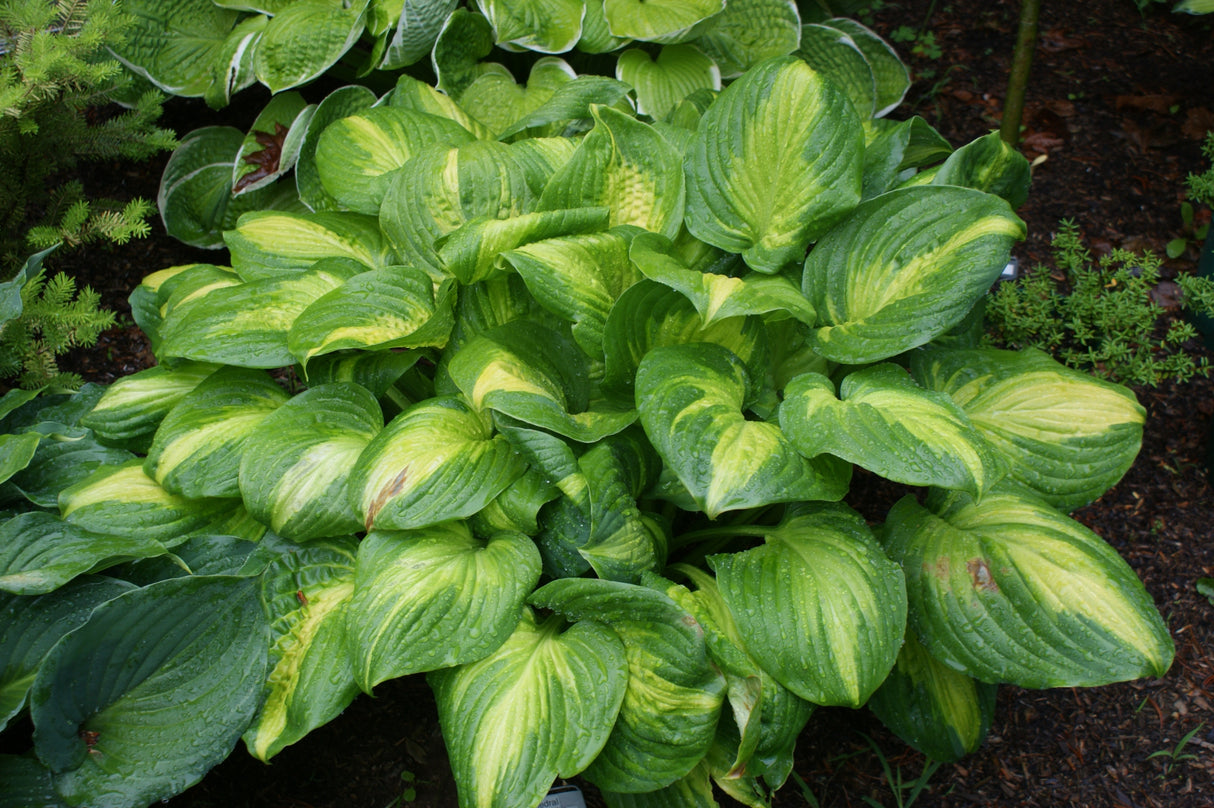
{"left": 0, "top": 6, "right": 1176, "bottom": 808}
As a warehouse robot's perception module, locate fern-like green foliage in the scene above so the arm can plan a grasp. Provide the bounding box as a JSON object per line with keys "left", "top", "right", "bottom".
{"left": 985, "top": 221, "right": 1214, "bottom": 386}
{"left": 0, "top": 261, "right": 115, "bottom": 391}
{"left": 1188, "top": 132, "right": 1214, "bottom": 209}
{"left": 0, "top": 0, "right": 177, "bottom": 273}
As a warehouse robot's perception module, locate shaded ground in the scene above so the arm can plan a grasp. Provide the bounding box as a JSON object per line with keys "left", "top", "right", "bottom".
{"left": 16, "top": 0, "right": 1214, "bottom": 806}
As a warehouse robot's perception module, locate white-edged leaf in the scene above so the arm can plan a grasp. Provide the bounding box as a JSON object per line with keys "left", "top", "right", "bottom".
{"left": 226, "top": 210, "right": 393, "bottom": 280}
{"left": 253, "top": 0, "right": 370, "bottom": 93}
{"left": 616, "top": 45, "right": 721, "bottom": 120}
{"left": 693, "top": 0, "right": 801, "bottom": 77}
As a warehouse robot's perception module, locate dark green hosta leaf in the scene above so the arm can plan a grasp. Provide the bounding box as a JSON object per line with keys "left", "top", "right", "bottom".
{"left": 0, "top": 753, "right": 66, "bottom": 808}
{"left": 253, "top": 0, "right": 369, "bottom": 92}
{"left": 380, "top": 140, "right": 537, "bottom": 273}
{"left": 601, "top": 0, "right": 725, "bottom": 42}
{"left": 932, "top": 130, "right": 1032, "bottom": 209}
{"left": 300, "top": 350, "right": 421, "bottom": 396}
{"left": 505, "top": 228, "right": 644, "bottom": 357}
{"left": 448, "top": 321, "right": 637, "bottom": 443}
{"left": 58, "top": 460, "right": 235, "bottom": 544}
{"left": 378, "top": 0, "right": 460, "bottom": 70}
{"left": 479, "top": 0, "right": 584, "bottom": 53}
{"left": 574, "top": 435, "right": 665, "bottom": 583}
{"left": 81, "top": 362, "right": 220, "bottom": 452}
{"left": 710, "top": 503, "right": 906, "bottom": 707}
{"left": 438, "top": 208, "right": 611, "bottom": 285}
{"left": 30, "top": 575, "right": 267, "bottom": 808}
{"left": 636, "top": 343, "right": 848, "bottom": 518}
{"left": 531, "top": 578, "right": 726, "bottom": 793}
{"left": 860, "top": 116, "right": 953, "bottom": 199}
{"left": 429, "top": 609, "right": 627, "bottom": 808}
{"left": 5, "top": 427, "right": 135, "bottom": 509}
{"left": 110, "top": 0, "right": 241, "bottom": 98}
{"left": 691, "top": 0, "right": 801, "bottom": 77}
{"left": 796, "top": 23, "right": 878, "bottom": 119}
{"left": 315, "top": 106, "right": 476, "bottom": 215}
{"left": 243, "top": 538, "right": 360, "bottom": 761}
{"left": 630, "top": 232, "right": 816, "bottom": 325}
{"left": 866, "top": 631, "right": 997, "bottom": 762}
{"left": 910, "top": 347, "right": 1145, "bottom": 512}
{"left": 158, "top": 258, "right": 361, "bottom": 369}
{"left": 288, "top": 267, "right": 457, "bottom": 366}
{"left": 0, "top": 433, "right": 39, "bottom": 487}
{"left": 239, "top": 384, "right": 382, "bottom": 541}
{"left": 579, "top": 0, "right": 632, "bottom": 52}
{"left": 600, "top": 763, "right": 716, "bottom": 808}
{"left": 144, "top": 368, "right": 289, "bottom": 499}
{"left": 295, "top": 85, "right": 378, "bottom": 212}
{"left": 616, "top": 45, "right": 721, "bottom": 121}
{"left": 350, "top": 396, "right": 526, "bottom": 531}
{"left": 432, "top": 7, "right": 497, "bottom": 99}
{"left": 819, "top": 18, "right": 911, "bottom": 116}
{"left": 601, "top": 281, "right": 767, "bottom": 402}
{"left": 882, "top": 492, "right": 1174, "bottom": 688}
{"left": 778, "top": 363, "right": 1006, "bottom": 498}
{"left": 539, "top": 105, "right": 685, "bottom": 241}
{"left": 226, "top": 210, "right": 393, "bottom": 280}
{"left": 684, "top": 56, "right": 863, "bottom": 273}
{"left": 803, "top": 185, "right": 1025, "bottom": 364}
{"left": 232, "top": 92, "right": 310, "bottom": 195}
{"left": 0, "top": 576, "right": 134, "bottom": 730}
{"left": 348, "top": 522, "right": 541, "bottom": 690}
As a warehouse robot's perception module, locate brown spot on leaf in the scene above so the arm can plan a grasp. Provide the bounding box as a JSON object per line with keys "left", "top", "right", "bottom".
{"left": 234, "top": 122, "right": 289, "bottom": 193}
{"left": 967, "top": 558, "right": 1000, "bottom": 594}
{"left": 365, "top": 466, "right": 410, "bottom": 530}
{"left": 80, "top": 729, "right": 100, "bottom": 750}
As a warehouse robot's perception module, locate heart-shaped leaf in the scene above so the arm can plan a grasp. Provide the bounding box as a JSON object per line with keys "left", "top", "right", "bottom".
{"left": 616, "top": 45, "right": 721, "bottom": 120}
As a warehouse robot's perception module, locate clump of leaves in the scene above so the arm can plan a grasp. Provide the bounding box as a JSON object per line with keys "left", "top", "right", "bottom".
{"left": 0, "top": 0, "right": 176, "bottom": 272}
{"left": 985, "top": 220, "right": 1214, "bottom": 386}
{"left": 0, "top": 248, "right": 116, "bottom": 391}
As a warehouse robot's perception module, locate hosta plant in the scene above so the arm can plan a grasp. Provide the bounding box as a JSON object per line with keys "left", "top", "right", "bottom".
{"left": 0, "top": 45, "right": 1174, "bottom": 808}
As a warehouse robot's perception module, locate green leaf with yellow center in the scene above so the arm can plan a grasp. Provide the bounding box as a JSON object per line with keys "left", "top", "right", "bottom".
{"left": 225, "top": 210, "right": 394, "bottom": 281}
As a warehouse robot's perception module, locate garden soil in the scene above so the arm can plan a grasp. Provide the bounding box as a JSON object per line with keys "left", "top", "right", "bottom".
{"left": 14, "top": 0, "right": 1214, "bottom": 805}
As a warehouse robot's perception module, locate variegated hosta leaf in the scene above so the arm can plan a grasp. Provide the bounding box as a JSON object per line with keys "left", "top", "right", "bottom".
{"left": 301, "top": 350, "right": 421, "bottom": 395}
{"left": 505, "top": 228, "right": 644, "bottom": 357}
{"left": 476, "top": 0, "right": 584, "bottom": 53}
{"left": 496, "top": 74, "right": 635, "bottom": 141}
{"left": 881, "top": 492, "right": 1174, "bottom": 688}
{"left": 931, "top": 130, "right": 1032, "bottom": 209}
{"left": 601, "top": 281, "right": 767, "bottom": 402}
{"left": 778, "top": 363, "right": 1006, "bottom": 498}
{"left": 378, "top": 0, "right": 461, "bottom": 69}
{"left": 428, "top": 609, "right": 628, "bottom": 808}
{"left": 450, "top": 320, "right": 638, "bottom": 442}
{"left": 457, "top": 57, "right": 577, "bottom": 137}
{"left": 470, "top": 466, "right": 559, "bottom": 537}
{"left": 530, "top": 578, "right": 726, "bottom": 793}
{"left": 253, "top": 0, "right": 370, "bottom": 93}
{"left": 59, "top": 460, "right": 234, "bottom": 544}
{"left": 243, "top": 538, "right": 360, "bottom": 761}
{"left": 600, "top": 763, "right": 716, "bottom": 808}
{"left": 158, "top": 258, "right": 362, "bottom": 368}
{"left": 203, "top": 14, "right": 267, "bottom": 109}
{"left": 820, "top": 18, "right": 911, "bottom": 117}
{"left": 539, "top": 105, "right": 686, "bottom": 241}
{"left": 630, "top": 232, "right": 816, "bottom": 325}
{"left": 348, "top": 523, "right": 541, "bottom": 690}
{"left": 0, "top": 576, "right": 134, "bottom": 731}
{"left": 662, "top": 568, "right": 813, "bottom": 786}
{"left": 684, "top": 56, "right": 864, "bottom": 273}
{"left": 315, "top": 106, "right": 477, "bottom": 215}
{"left": 602, "top": 0, "right": 725, "bottom": 43}
{"left": 432, "top": 7, "right": 497, "bottom": 98}
{"left": 0, "top": 513, "right": 164, "bottom": 595}
{"left": 508, "top": 137, "right": 580, "bottom": 198}
{"left": 30, "top": 576, "right": 267, "bottom": 808}
{"left": 295, "top": 85, "right": 379, "bottom": 212}
{"left": 438, "top": 208, "right": 611, "bottom": 285}
{"left": 158, "top": 127, "right": 263, "bottom": 249}
{"left": 866, "top": 631, "right": 997, "bottom": 763}
{"left": 379, "top": 140, "right": 537, "bottom": 272}
{"left": 109, "top": 0, "right": 241, "bottom": 98}
{"left": 803, "top": 185, "right": 1025, "bottom": 364}
{"left": 860, "top": 116, "right": 953, "bottom": 199}
{"left": 909, "top": 347, "right": 1145, "bottom": 512}
{"left": 710, "top": 503, "right": 907, "bottom": 707}
{"left": 5, "top": 426, "right": 134, "bottom": 510}
{"left": 796, "top": 23, "right": 877, "bottom": 119}
{"left": 239, "top": 384, "right": 383, "bottom": 541}
{"left": 386, "top": 74, "right": 495, "bottom": 139}
{"left": 350, "top": 396, "right": 526, "bottom": 531}
{"left": 226, "top": 210, "right": 393, "bottom": 280}
{"left": 691, "top": 0, "right": 800, "bottom": 78}
{"left": 636, "top": 343, "right": 848, "bottom": 518}
{"left": 144, "top": 367, "right": 289, "bottom": 499}
{"left": 580, "top": 0, "right": 632, "bottom": 52}
{"left": 288, "top": 267, "right": 457, "bottom": 366}
{"left": 616, "top": 45, "right": 721, "bottom": 121}
{"left": 233, "top": 92, "right": 310, "bottom": 195}
{"left": 81, "top": 362, "right": 220, "bottom": 452}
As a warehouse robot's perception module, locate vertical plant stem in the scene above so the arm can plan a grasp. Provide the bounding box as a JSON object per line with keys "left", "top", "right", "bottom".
{"left": 1000, "top": 0, "right": 1043, "bottom": 146}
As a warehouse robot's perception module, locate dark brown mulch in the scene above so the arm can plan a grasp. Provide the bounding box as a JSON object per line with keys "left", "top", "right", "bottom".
{"left": 10, "top": 0, "right": 1214, "bottom": 806}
